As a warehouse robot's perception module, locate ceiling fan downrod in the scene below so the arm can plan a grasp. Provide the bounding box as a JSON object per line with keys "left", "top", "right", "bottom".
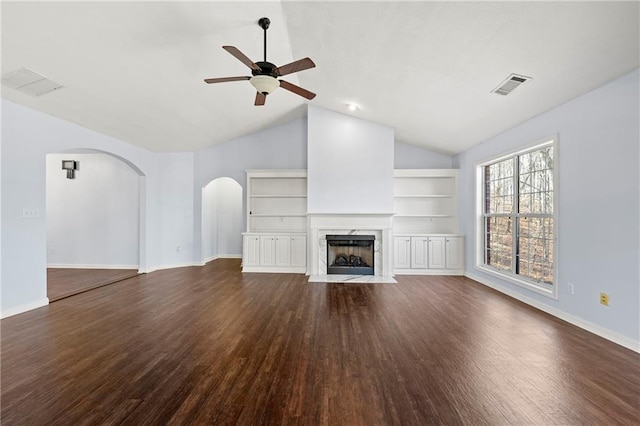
{"left": 258, "top": 17, "right": 270, "bottom": 63}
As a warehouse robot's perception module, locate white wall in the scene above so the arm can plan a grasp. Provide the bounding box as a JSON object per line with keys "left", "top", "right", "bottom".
{"left": 455, "top": 69, "right": 640, "bottom": 349}
{"left": 1, "top": 100, "right": 195, "bottom": 317}
{"left": 46, "top": 153, "right": 139, "bottom": 267}
{"left": 194, "top": 118, "right": 308, "bottom": 188}
{"left": 215, "top": 178, "right": 243, "bottom": 256}
{"left": 307, "top": 106, "right": 394, "bottom": 214}
{"left": 192, "top": 118, "right": 307, "bottom": 262}
{"left": 202, "top": 182, "right": 218, "bottom": 261}
{"left": 394, "top": 141, "right": 453, "bottom": 169}
{"left": 202, "top": 177, "right": 243, "bottom": 260}
{"left": 156, "top": 153, "right": 195, "bottom": 267}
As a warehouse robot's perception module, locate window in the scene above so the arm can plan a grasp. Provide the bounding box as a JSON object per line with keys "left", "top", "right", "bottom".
{"left": 478, "top": 139, "right": 555, "bottom": 295}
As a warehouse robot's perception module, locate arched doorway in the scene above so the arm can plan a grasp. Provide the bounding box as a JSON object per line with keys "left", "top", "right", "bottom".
{"left": 202, "top": 177, "right": 243, "bottom": 262}
{"left": 45, "top": 151, "right": 144, "bottom": 301}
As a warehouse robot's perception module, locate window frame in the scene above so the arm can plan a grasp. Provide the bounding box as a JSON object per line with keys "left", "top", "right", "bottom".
{"left": 475, "top": 136, "right": 558, "bottom": 298}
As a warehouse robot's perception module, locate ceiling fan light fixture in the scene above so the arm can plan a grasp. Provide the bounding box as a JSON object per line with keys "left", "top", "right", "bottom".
{"left": 250, "top": 75, "right": 279, "bottom": 95}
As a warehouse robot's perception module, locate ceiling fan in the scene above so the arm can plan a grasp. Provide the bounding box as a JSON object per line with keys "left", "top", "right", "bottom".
{"left": 204, "top": 17, "right": 316, "bottom": 106}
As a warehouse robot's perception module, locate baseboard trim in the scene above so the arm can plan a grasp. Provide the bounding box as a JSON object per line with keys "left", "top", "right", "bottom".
{"left": 47, "top": 264, "right": 138, "bottom": 270}
{"left": 465, "top": 271, "right": 640, "bottom": 354}
{"left": 242, "top": 266, "right": 307, "bottom": 274}
{"left": 140, "top": 262, "right": 200, "bottom": 274}
{"left": 1, "top": 298, "right": 49, "bottom": 319}
{"left": 394, "top": 269, "right": 463, "bottom": 276}
{"left": 203, "top": 255, "right": 218, "bottom": 264}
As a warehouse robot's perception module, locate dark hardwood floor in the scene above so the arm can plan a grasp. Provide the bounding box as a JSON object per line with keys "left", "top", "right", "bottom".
{"left": 2, "top": 259, "right": 639, "bottom": 425}
{"left": 47, "top": 268, "right": 139, "bottom": 302}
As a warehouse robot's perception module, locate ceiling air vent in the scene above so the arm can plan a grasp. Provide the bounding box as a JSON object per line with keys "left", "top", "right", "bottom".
{"left": 1, "top": 67, "right": 63, "bottom": 96}
{"left": 491, "top": 73, "right": 531, "bottom": 96}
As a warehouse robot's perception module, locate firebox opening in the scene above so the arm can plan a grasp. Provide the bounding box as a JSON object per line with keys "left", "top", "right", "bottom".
{"left": 326, "top": 235, "right": 374, "bottom": 275}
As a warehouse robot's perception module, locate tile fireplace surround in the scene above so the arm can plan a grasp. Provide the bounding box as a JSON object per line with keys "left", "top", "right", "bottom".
{"left": 307, "top": 213, "right": 395, "bottom": 282}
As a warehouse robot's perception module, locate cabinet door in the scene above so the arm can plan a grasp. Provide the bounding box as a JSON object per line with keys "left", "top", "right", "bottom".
{"left": 410, "top": 237, "right": 429, "bottom": 269}
{"left": 259, "top": 236, "right": 276, "bottom": 266}
{"left": 291, "top": 236, "right": 307, "bottom": 267}
{"left": 428, "top": 237, "right": 446, "bottom": 269}
{"left": 275, "top": 236, "right": 292, "bottom": 266}
{"left": 394, "top": 237, "right": 411, "bottom": 269}
{"left": 243, "top": 235, "right": 260, "bottom": 267}
{"left": 445, "top": 237, "right": 464, "bottom": 269}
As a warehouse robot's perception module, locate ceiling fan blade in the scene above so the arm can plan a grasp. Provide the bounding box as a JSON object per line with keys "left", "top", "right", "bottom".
{"left": 255, "top": 92, "right": 266, "bottom": 106}
{"left": 275, "top": 58, "right": 315, "bottom": 77}
{"left": 223, "top": 46, "right": 261, "bottom": 71}
{"left": 204, "top": 76, "right": 250, "bottom": 84}
{"left": 279, "top": 80, "right": 316, "bottom": 100}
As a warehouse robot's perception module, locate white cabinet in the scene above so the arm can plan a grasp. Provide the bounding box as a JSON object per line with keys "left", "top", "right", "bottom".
{"left": 259, "top": 236, "right": 276, "bottom": 266}
{"left": 275, "top": 236, "right": 291, "bottom": 266}
{"left": 428, "top": 237, "right": 446, "bottom": 269}
{"left": 394, "top": 237, "right": 411, "bottom": 269}
{"left": 243, "top": 235, "right": 260, "bottom": 267}
{"left": 445, "top": 236, "right": 464, "bottom": 270}
{"left": 243, "top": 233, "right": 306, "bottom": 273}
{"left": 394, "top": 235, "right": 464, "bottom": 275}
{"left": 291, "top": 235, "right": 307, "bottom": 268}
{"left": 410, "top": 237, "right": 428, "bottom": 269}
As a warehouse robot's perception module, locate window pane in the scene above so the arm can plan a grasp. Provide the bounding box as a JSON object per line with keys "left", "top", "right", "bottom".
{"left": 485, "top": 216, "right": 512, "bottom": 272}
{"left": 518, "top": 217, "right": 554, "bottom": 284}
{"left": 519, "top": 147, "right": 553, "bottom": 214}
{"left": 485, "top": 159, "right": 514, "bottom": 214}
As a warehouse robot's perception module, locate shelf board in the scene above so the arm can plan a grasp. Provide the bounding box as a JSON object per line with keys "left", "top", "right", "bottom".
{"left": 250, "top": 195, "right": 307, "bottom": 198}
{"left": 249, "top": 229, "right": 307, "bottom": 234}
{"left": 394, "top": 214, "right": 452, "bottom": 218}
{"left": 250, "top": 214, "right": 307, "bottom": 218}
{"left": 394, "top": 194, "right": 453, "bottom": 198}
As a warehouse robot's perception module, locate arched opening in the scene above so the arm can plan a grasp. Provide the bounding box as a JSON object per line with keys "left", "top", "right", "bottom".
{"left": 202, "top": 177, "right": 243, "bottom": 263}
{"left": 45, "top": 150, "right": 145, "bottom": 301}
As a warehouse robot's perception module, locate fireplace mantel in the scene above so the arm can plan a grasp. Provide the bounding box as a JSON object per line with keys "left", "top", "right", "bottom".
{"left": 307, "top": 213, "right": 395, "bottom": 278}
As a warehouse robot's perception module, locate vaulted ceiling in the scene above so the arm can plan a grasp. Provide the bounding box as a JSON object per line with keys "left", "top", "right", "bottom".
{"left": 2, "top": 1, "right": 638, "bottom": 154}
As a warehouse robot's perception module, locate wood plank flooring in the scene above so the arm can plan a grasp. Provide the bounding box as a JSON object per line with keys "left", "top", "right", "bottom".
{"left": 2, "top": 258, "right": 639, "bottom": 425}
{"left": 47, "top": 268, "right": 139, "bottom": 302}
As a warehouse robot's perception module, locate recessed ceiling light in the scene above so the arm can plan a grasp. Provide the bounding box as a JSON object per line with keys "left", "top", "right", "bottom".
{"left": 346, "top": 102, "right": 359, "bottom": 111}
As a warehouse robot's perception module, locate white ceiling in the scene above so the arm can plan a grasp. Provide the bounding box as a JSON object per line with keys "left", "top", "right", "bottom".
{"left": 2, "top": 1, "right": 638, "bottom": 155}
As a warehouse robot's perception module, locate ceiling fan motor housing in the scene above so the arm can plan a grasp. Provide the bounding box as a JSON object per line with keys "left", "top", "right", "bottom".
{"left": 253, "top": 61, "right": 278, "bottom": 77}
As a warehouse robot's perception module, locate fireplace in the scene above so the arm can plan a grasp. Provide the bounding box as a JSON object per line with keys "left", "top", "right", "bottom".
{"left": 326, "top": 235, "right": 375, "bottom": 275}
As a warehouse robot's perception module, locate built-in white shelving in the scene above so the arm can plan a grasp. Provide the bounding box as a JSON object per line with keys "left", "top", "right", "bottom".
{"left": 243, "top": 170, "right": 308, "bottom": 272}
{"left": 393, "top": 169, "right": 459, "bottom": 235}
{"left": 393, "top": 169, "right": 463, "bottom": 275}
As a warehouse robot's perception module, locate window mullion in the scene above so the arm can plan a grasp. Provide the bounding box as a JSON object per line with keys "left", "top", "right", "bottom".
{"left": 513, "top": 157, "right": 519, "bottom": 276}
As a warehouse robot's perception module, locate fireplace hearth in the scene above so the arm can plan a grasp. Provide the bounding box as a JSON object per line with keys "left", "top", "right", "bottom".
{"left": 326, "top": 235, "right": 374, "bottom": 275}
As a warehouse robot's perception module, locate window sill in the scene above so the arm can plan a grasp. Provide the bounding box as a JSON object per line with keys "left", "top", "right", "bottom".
{"left": 474, "top": 265, "right": 557, "bottom": 299}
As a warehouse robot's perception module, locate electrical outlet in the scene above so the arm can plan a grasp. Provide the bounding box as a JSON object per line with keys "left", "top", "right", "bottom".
{"left": 567, "top": 283, "right": 574, "bottom": 295}
{"left": 22, "top": 208, "right": 40, "bottom": 218}
{"left": 600, "top": 292, "right": 609, "bottom": 306}
{"left": 48, "top": 246, "right": 55, "bottom": 255}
